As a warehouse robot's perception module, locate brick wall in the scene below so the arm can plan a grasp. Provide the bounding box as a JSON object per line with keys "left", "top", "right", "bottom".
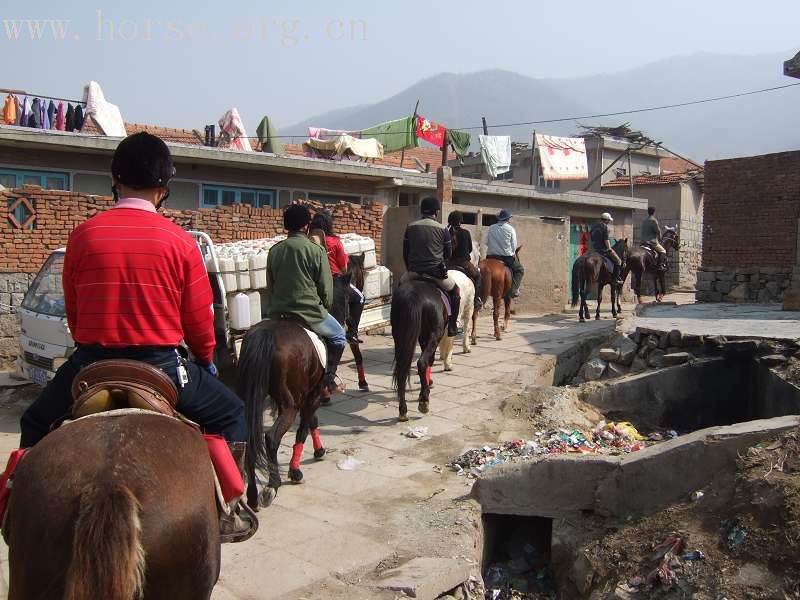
{"left": 0, "top": 185, "right": 384, "bottom": 366}
{"left": 696, "top": 151, "right": 800, "bottom": 303}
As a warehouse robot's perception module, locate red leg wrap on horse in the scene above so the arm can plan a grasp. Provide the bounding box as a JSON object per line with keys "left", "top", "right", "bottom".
{"left": 310, "top": 428, "right": 323, "bottom": 451}
{"left": 425, "top": 366, "right": 432, "bottom": 385}
{"left": 290, "top": 442, "right": 304, "bottom": 471}
{"left": 356, "top": 364, "right": 366, "bottom": 383}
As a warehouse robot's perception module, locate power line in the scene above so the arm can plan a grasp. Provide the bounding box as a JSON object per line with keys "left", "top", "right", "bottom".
{"left": 2, "top": 81, "right": 799, "bottom": 142}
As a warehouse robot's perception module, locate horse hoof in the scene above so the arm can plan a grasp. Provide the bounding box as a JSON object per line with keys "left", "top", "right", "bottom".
{"left": 444, "top": 366, "right": 453, "bottom": 372}
{"left": 471, "top": 338, "right": 477, "bottom": 346}
{"left": 398, "top": 413, "right": 409, "bottom": 422}
{"left": 314, "top": 447, "right": 326, "bottom": 460}
{"left": 288, "top": 468, "right": 304, "bottom": 484}
{"left": 418, "top": 401, "right": 429, "bottom": 414}
{"left": 359, "top": 382, "right": 370, "bottom": 392}
{"left": 247, "top": 498, "right": 260, "bottom": 513}
{"left": 579, "top": 318, "right": 585, "bottom": 323}
{"left": 259, "top": 487, "right": 278, "bottom": 508}
{"left": 464, "top": 347, "right": 471, "bottom": 354}
{"left": 320, "top": 396, "right": 331, "bottom": 406}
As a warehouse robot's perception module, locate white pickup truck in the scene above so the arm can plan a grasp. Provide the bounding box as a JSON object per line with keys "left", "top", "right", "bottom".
{"left": 16, "top": 231, "right": 392, "bottom": 385}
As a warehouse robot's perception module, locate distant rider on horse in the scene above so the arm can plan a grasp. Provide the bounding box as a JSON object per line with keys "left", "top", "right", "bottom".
{"left": 446, "top": 211, "right": 482, "bottom": 309}
{"left": 641, "top": 206, "right": 668, "bottom": 272}
{"left": 310, "top": 210, "right": 365, "bottom": 344}
{"left": 486, "top": 209, "right": 525, "bottom": 298}
{"left": 590, "top": 212, "right": 624, "bottom": 285}
{"left": 266, "top": 204, "right": 347, "bottom": 402}
{"left": 18, "top": 132, "right": 253, "bottom": 542}
{"left": 400, "top": 197, "right": 461, "bottom": 337}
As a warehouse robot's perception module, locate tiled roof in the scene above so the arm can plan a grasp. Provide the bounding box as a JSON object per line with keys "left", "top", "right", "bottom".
{"left": 283, "top": 143, "right": 445, "bottom": 171}
{"left": 80, "top": 119, "right": 204, "bottom": 144}
{"left": 603, "top": 170, "right": 704, "bottom": 188}
{"left": 661, "top": 156, "right": 702, "bottom": 173}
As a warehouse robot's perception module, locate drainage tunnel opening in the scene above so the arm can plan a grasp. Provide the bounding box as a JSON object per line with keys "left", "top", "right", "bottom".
{"left": 481, "top": 513, "right": 554, "bottom": 597}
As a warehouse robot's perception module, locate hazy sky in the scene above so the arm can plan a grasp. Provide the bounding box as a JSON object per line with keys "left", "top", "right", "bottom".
{"left": 1, "top": 0, "right": 798, "bottom": 132}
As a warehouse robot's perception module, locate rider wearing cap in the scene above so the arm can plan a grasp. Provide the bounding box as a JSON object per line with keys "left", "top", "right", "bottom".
{"left": 486, "top": 209, "right": 525, "bottom": 298}
{"left": 19, "top": 131, "right": 253, "bottom": 542}
{"left": 401, "top": 197, "right": 461, "bottom": 337}
{"left": 446, "top": 211, "right": 482, "bottom": 309}
{"left": 590, "top": 212, "right": 624, "bottom": 285}
{"left": 265, "top": 204, "right": 347, "bottom": 402}
{"left": 641, "top": 206, "right": 668, "bottom": 272}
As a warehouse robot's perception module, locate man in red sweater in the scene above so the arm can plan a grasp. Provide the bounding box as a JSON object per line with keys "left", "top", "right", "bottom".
{"left": 19, "top": 132, "right": 252, "bottom": 541}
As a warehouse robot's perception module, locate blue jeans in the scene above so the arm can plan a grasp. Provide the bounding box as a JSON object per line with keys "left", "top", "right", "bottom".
{"left": 20, "top": 345, "right": 247, "bottom": 447}
{"left": 310, "top": 313, "right": 346, "bottom": 348}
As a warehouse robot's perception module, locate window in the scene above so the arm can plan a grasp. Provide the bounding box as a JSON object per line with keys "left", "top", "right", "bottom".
{"left": 536, "top": 166, "right": 560, "bottom": 190}
{"left": 496, "top": 169, "right": 515, "bottom": 181}
{"left": 0, "top": 169, "right": 69, "bottom": 190}
{"left": 201, "top": 185, "right": 276, "bottom": 209}
{"left": 461, "top": 212, "right": 477, "bottom": 225}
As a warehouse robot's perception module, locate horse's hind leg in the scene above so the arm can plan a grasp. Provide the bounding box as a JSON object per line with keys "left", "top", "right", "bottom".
{"left": 470, "top": 304, "right": 478, "bottom": 346}
{"left": 595, "top": 285, "right": 604, "bottom": 320}
{"left": 289, "top": 404, "right": 323, "bottom": 484}
{"left": 493, "top": 295, "right": 501, "bottom": 340}
{"left": 246, "top": 460, "right": 259, "bottom": 511}
{"left": 417, "top": 334, "right": 439, "bottom": 414}
{"left": 350, "top": 342, "right": 369, "bottom": 391}
{"left": 503, "top": 297, "right": 512, "bottom": 333}
{"left": 261, "top": 403, "right": 297, "bottom": 507}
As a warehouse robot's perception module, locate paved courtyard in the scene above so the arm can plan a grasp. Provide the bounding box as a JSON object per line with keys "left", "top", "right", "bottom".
{"left": 0, "top": 311, "right": 616, "bottom": 599}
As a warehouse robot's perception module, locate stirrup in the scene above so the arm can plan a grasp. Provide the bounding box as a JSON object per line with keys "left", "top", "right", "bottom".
{"left": 220, "top": 499, "right": 259, "bottom": 543}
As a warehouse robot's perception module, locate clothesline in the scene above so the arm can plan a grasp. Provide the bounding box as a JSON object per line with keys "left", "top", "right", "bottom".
{"left": 0, "top": 88, "right": 85, "bottom": 105}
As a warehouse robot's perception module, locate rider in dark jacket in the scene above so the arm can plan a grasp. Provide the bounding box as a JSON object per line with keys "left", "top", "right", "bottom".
{"left": 590, "top": 212, "right": 623, "bottom": 285}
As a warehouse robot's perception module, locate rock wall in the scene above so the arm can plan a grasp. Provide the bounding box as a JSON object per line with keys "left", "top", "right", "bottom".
{"left": 695, "top": 266, "right": 791, "bottom": 304}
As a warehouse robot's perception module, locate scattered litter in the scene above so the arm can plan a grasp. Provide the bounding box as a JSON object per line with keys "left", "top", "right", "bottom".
{"left": 691, "top": 490, "right": 705, "bottom": 502}
{"left": 682, "top": 550, "right": 705, "bottom": 561}
{"left": 404, "top": 426, "right": 429, "bottom": 439}
{"left": 721, "top": 519, "right": 747, "bottom": 550}
{"left": 336, "top": 456, "right": 363, "bottom": 471}
{"left": 433, "top": 465, "right": 443, "bottom": 473}
{"left": 421, "top": 488, "right": 445, "bottom": 501}
{"left": 646, "top": 534, "right": 685, "bottom": 588}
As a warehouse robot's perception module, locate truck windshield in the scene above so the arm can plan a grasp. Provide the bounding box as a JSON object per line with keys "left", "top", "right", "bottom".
{"left": 22, "top": 252, "right": 66, "bottom": 317}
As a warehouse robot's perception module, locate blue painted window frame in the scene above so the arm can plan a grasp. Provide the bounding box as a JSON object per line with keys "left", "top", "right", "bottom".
{"left": 0, "top": 168, "right": 69, "bottom": 190}
{"left": 201, "top": 185, "right": 276, "bottom": 209}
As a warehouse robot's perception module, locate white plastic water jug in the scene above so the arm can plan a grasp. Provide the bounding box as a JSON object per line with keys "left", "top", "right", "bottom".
{"left": 218, "top": 256, "right": 238, "bottom": 293}
{"left": 247, "top": 290, "right": 262, "bottom": 324}
{"left": 236, "top": 255, "right": 250, "bottom": 290}
{"left": 229, "top": 292, "right": 251, "bottom": 330}
{"left": 249, "top": 251, "right": 268, "bottom": 289}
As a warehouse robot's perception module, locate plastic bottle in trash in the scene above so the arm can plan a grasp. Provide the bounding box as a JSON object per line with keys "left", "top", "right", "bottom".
{"left": 229, "top": 292, "right": 251, "bottom": 330}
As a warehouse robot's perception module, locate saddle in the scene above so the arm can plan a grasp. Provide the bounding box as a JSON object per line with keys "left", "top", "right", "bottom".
{"left": 71, "top": 359, "right": 180, "bottom": 420}
{"left": 266, "top": 315, "right": 327, "bottom": 367}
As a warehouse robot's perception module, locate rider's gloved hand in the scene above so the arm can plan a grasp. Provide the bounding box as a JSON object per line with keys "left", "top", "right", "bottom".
{"left": 201, "top": 362, "right": 218, "bottom": 377}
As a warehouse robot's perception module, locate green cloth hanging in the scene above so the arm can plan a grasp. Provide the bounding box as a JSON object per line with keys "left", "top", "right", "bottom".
{"left": 256, "top": 116, "right": 284, "bottom": 155}
{"left": 360, "top": 116, "right": 417, "bottom": 153}
{"left": 447, "top": 129, "right": 471, "bottom": 161}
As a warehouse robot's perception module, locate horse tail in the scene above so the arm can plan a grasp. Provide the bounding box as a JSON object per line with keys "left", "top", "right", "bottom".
{"left": 480, "top": 266, "right": 492, "bottom": 305}
{"left": 237, "top": 324, "right": 276, "bottom": 474}
{"left": 391, "top": 286, "right": 422, "bottom": 392}
{"left": 571, "top": 258, "right": 582, "bottom": 307}
{"left": 65, "top": 483, "right": 145, "bottom": 600}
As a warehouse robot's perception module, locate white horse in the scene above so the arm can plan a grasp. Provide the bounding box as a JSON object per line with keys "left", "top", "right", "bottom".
{"left": 438, "top": 270, "right": 476, "bottom": 371}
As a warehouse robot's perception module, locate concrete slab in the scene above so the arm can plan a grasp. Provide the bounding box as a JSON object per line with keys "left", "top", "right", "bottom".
{"left": 375, "top": 557, "right": 472, "bottom": 600}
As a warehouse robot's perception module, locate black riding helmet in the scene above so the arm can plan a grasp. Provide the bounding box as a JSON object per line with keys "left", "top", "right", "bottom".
{"left": 421, "top": 197, "right": 440, "bottom": 215}
{"left": 284, "top": 204, "right": 312, "bottom": 232}
{"left": 111, "top": 132, "right": 175, "bottom": 189}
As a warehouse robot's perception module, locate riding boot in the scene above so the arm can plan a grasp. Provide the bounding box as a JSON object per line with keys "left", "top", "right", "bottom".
{"left": 323, "top": 342, "right": 346, "bottom": 395}
{"left": 346, "top": 300, "right": 364, "bottom": 344}
{"left": 658, "top": 253, "right": 668, "bottom": 273}
{"left": 510, "top": 262, "right": 524, "bottom": 299}
{"left": 219, "top": 441, "right": 259, "bottom": 544}
{"left": 447, "top": 285, "right": 462, "bottom": 337}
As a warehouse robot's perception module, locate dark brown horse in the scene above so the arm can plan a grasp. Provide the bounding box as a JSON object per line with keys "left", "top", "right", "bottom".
{"left": 478, "top": 248, "right": 521, "bottom": 341}
{"left": 625, "top": 228, "right": 680, "bottom": 303}
{"left": 330, "top": 253, "right": 370, "bottom": 392}
{"left": 571, "top": 238, "right": 629, "bottom": 322}
{"left": 5, "top": 413, "right": 220, "bottom": 600}
{"left": 238, "top": 320, "right": 326, "bottom": 509}
{"left": 391, "top": 280, "right": 448, "bottom": 421}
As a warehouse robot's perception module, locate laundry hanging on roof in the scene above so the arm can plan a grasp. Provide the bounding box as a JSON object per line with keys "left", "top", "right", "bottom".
{"left": 536, "top": 133, "right": 589, "bottom": 181}
{"left": 303, "top": 134, "right": 384, "bottom": 161}
{"left": 55, "top": 102, "right": 65, "bottom": 131}
{"left": 415, "top": 116, "right": 446, "bottom": 148}
{"left": 41, "top": 100, "right": 50, "bottom": 130}
{"left": 2, "top": 95, "right": 16, "bottom": 125}
{"left": 447, "top": 129, "right": 471, "bottom": 161}
{"left": 65, "top": 103, "right": 74, "bottom": 131}
{"left": 307, "top": 127, "right": 361, "bottom": 141}
{"left": 74, "top": 104, "right": 85, "bottom": 130}
{"left": 218, "top": 108, "right": 253, "bottom": 152}
{"left": 19, "top": 97, "right": 30, "bottom": 127}
{"left": 478, "top": 135, "right": 512, "bottom": 178}
{"left": 256, "top": 116, "right": 284, "bottom": 155}
{"left": 83, "top": 81, "right": 126, "bottom": 136}
{"left": 360, "top": 115, "right": 417, "bottom": 153}
{"left": 28, "top": 98, "right": 42, "bottom": 128}
{"left": 46, "top": 100, "right": 56, "bottom": 129}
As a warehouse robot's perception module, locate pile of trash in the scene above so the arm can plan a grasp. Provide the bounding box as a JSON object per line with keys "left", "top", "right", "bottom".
{"left": 449, "top": 422, "right": 676, "bottom": 478}
{"left": 483, "top": 533, "right": 555, "bottom": 599}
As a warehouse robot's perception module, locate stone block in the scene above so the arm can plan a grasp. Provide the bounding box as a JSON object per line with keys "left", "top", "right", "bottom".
{"left": 662, "top": 352, "right": 691, "bottom": 366}
{"left": 760, "top": 354, "right": 788, "bottom": 367}
{"left": 606, "top": 363, "right": 629, "bottom": 378}
{"left": 647, "top": 349, "right": 666, "bottom": 368}
{"left": 613, "top": 337, "right": 638, "bottom": 366}
{"left": 599, "top": 348, "right": 621, "bottom": 362}
{"left": 696, "top": 271, "right": 717, "bottom": 283}
{"left": 667, "top": 329, "right": 683, "bottom": 348}
{"left": 707, "top": 291, "right": 723, "bottom": 302}
{"left": 581, "top": 358, "right": 607, "bottom": 382}
{"left": 630, "top": 356, "right": 649, "bottom": 374}
{"left": 757, "top": 289, "right": 774, "bottom": 303}
{"left": 727, "top": 283, "right": 749, "bottom": 302}
{"left": 766, "top": 281, "right": 781, "bottom": 296}
{"left": 696, "top": 280, "right": 713, "bottom": 292}
{"left": 716, "top": 272, "right": 735, "bottom": 282}
{"left": 715, "top": 281, "right": 732, "bottom": 294}
{"left": 658, "top": 332, "right": 670, "bottom": 350}
{"left": 376, "top": 557, "right": 473, "bottom": 600}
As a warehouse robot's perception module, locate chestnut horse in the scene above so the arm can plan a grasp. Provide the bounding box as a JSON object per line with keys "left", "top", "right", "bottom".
{"left": 625, "top": 228, "right": 680, "bottom": 303}
{"left": 478, "top": 248, "right": 521, "bottom": 341}
{"left": 391, "top": 280, "right": 448, "bottom": 421}
{"left": 5, "top": 413, "right": 220, "bottom": 600}
{"left": 238, "top": 320, "right": 326, "bottom": 509}
{"left": 570, "top": 238, "right": 629, "bottom": 322}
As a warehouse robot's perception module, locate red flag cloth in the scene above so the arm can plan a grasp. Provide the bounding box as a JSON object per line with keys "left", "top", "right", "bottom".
{"left": 416, "top": 116, "right": 447, "bottom": 148}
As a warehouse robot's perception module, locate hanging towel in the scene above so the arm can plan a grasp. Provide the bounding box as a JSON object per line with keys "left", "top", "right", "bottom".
{"left": 218, "top": 108, "right": 253, "bottom": 152}
{"left": 46, "top": 100, "right": 56, "bottom": 129}
{"left": 360, "top": 116, "right": 417, "bottom": 153}
{"left": 303, "top": 135, "right": 384, "bottom": 160}
{"left": 535, "top": 133, "right": 588, "bottom": 181}
{"left": 3, "top": 95, "right": 16, "bottom": 125}
{"left": 74, "top": 104, "right": 85, "bottom": 130}
{"left": 478, "top": 135, "right": 512, "bottom": 178}
{"left": 19, "top": 97, "right": 30, "bottom": 127}
{"left": 55, "top": 102, "right": 65, "bottom": 130}
{"left": 41, "top": 101, "right": 50, "bottom": 129}
{"left": 13, "top": 96, "right": 20, "bottom": 124}
{"left": 29, "top": 98, "right": 42, "bottom": 128}
{"left": 256, "top": 116, "right": 285, "bottom": 155}
{"left": 82, "top": 81, "right": 125, "bottom": 135}
{"left": 447, "top": 129, "right": 471, "bottom": 160}
{"left": 415, "top": 116, "right": 447, "bottom": 148}
{"left": 308, "top": 127, "right": 361, "bottom": 141}
{"left": 65, "top": 103, "right": 75, "bottom": 131}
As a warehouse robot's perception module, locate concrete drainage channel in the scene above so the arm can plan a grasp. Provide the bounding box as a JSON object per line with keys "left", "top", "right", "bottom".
{"left": 468, "top": 330, "right": 800, "bottom": 599}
